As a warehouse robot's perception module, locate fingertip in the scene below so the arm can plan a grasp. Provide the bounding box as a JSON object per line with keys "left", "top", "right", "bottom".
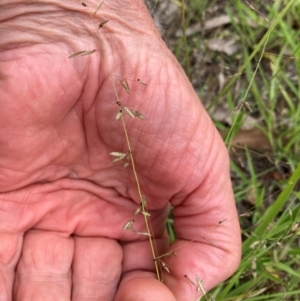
{"left": 115, "top": 275, "right": 176, "bottom": 301}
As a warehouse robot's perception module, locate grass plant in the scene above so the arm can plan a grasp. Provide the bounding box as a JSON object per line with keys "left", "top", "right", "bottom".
{"left": 165, "top": 0, "right": 300, "bottom": 299}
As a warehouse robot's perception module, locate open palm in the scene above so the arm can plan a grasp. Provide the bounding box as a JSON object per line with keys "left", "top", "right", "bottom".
{"left": 0, "top": 1, "right": 241, "bottom": 300}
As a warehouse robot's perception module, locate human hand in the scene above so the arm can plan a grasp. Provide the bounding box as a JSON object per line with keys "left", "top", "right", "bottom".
{"left": 0, "top": 1, "right": 241, "bottom": 300}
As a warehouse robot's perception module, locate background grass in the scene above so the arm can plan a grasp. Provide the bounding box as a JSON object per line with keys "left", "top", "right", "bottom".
{"left": 156, "top": 0, "right": 300, "bottom": 299}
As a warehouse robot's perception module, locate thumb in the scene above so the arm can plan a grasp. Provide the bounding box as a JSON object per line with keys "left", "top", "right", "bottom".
{"left": 115, "top": 273, "right": 176, "bottom": 301}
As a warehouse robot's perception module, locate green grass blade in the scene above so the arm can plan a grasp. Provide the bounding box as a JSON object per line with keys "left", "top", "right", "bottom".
{"left": 242, "top": 163, "right": 300, "bottom": 251}
{"left": 207, "top": 0, "right": 297, "bottom": 111}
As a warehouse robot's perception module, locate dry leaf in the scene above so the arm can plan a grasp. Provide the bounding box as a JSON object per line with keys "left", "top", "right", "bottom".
{"left": 207, "top": 38, "right": 240, "bottom": 56}
{"left": 228, "top": 128, "right": 272, "bottom": 151}
{"left": 177, "top": 15, "right": 258, "bottom": 37}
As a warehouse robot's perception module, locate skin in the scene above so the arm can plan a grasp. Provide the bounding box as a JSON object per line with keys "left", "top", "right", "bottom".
{"left": 0, "top": 0, "right": 241, "bottom": 300}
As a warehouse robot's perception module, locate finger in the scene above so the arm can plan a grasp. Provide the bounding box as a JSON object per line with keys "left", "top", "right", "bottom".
{"left": 0, "top": 233, "right": 23, "bottom": 301}
{"left": 72, "top": 237, "right": 122, "bottom": 301}
{"left": 163, "top": 140, "right": 241, "bottom": 300}
{"left": 121, "top": 234, "right": 169, "bottom": 275}
{"left": 14, "top": 230, "right": 74, "bottom": 301}
{"left": 115, "top": 275, "right": 176, "bottom": 301}
{"left": 114, "top": 235, "right": 172, "bottom": 301}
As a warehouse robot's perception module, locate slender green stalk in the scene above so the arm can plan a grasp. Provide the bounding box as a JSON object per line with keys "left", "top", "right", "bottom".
{"left": 181, "top": 0, "right": 190, "bottom": 79}
{"left": 242, "top": 163, "right": 300, "bottom": 251}
{"left": 224, "top": 34, "right": 269, "bottom": 147}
